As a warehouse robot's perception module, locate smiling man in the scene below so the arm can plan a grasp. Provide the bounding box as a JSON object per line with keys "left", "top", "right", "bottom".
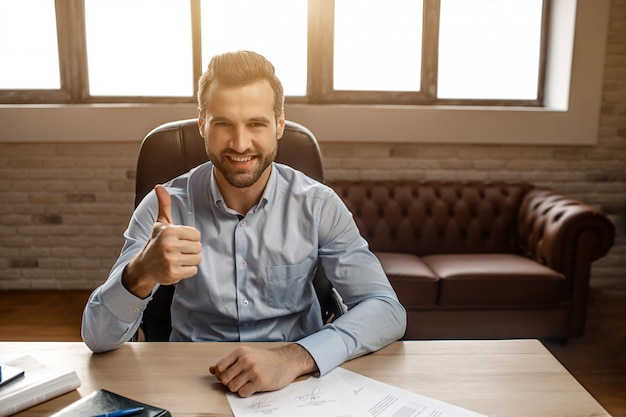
{"left": 81, "top": 51, "right": 406, "bottom": 397}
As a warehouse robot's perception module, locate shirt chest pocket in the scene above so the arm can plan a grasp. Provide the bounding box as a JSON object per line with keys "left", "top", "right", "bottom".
{"left": 266, "top": 259, "right": 314, "bottom": 310}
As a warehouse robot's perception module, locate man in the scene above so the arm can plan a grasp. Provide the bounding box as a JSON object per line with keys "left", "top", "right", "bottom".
{"left": 82, "top": 50, "right": 406, "bottom": 397}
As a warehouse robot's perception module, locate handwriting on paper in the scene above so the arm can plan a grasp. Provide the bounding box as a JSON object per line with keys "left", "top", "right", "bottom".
{"left": 227, "top": 368, "right": 487, "bottom": 417}
{"left": 229, "top": 375, "right": 364, "bottom": 416}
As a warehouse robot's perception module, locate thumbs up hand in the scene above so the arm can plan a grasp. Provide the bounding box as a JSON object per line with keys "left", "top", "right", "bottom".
{"left": 122, "top": 185, "right": 202, "bottom": 298}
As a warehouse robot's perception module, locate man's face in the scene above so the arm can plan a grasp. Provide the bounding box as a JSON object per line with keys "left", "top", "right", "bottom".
{"left": 198, "top": 79, "right": 285, "bottom": 189}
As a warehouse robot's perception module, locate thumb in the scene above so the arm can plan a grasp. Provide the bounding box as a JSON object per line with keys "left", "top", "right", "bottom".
{"left": 155, "top": 185, "right": 173, "bottom": 225}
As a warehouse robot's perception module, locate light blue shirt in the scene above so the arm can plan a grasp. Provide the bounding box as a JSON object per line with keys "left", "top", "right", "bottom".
{"left": 82, "top": 162, "right": 406, "bottom": 375}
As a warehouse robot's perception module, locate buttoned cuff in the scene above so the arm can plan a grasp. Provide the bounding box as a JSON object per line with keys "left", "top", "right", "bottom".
{"left": 297, "top": 326, "right": 349, "bottom": 377}
{"left": 100, "top": 269, "right": 151, "bottom": 323}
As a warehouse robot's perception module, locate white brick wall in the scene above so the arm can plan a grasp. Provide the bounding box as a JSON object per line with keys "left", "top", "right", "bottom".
{"left": 0, "top": 2, "right": 624, "bottom": 289}
{"left": 0, "top": 143, "right": 138, "bottom": 289}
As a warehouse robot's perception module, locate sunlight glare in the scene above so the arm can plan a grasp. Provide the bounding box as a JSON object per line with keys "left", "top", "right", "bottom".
{"left": 85, "top": 0, "right": 193, "bottom": 96}
{"left": 200, "top": 0, "right": 308, "bottom": 96}
{"left": 0, "top": 1, "right": 60, "bottom": 89}
{"left": 334, "top": 0, "right": 423, "bottom": 92}
{"left": 438, "top": 0, "right": 543, "bottom": 100}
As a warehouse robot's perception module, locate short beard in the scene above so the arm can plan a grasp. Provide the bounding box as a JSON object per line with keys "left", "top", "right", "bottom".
{"left": 210, "top": 145, "right": 277, "bottom": 189}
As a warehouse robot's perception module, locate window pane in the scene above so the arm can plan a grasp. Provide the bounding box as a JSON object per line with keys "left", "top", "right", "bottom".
{"left": 334, "top": 0, "right": 423, "bottom": 92}
{"left": 200, "top": 0, "right": 308, "bottom": 97}
{"left": 438, "top": 0, "right": 543, "bottom": 100}
{"left": 0, "top": 1, "right": 60, "bottom": 89}
{"left": 85, "top": 0, "right": 193, "bottom": 96}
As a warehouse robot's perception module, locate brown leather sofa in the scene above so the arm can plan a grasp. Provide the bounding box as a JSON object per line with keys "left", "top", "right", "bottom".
{"left": 328, "top": 181, "right": 615, "bottom": 340}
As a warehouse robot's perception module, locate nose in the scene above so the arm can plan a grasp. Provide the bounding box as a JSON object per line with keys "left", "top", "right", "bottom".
{"left": 230, "top": 126, "right": 252, "bottom": 153}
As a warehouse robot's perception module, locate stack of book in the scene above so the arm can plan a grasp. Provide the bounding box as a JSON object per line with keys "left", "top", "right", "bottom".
{"left": 0, "top": 355, "right": 81, "bottom": 417}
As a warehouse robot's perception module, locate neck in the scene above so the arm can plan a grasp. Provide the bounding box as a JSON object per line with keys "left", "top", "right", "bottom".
{"left": 215, "top": 167, "right": 272, "bottom": 215}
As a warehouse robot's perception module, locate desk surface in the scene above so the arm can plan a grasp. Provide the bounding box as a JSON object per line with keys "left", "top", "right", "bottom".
{"left": 0, "top": 340, "right": 610, "bottom": 417}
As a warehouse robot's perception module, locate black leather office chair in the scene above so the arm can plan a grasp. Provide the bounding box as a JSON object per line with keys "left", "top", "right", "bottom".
{"left": 134, "top": 118, "right": 343, "bottom": 342}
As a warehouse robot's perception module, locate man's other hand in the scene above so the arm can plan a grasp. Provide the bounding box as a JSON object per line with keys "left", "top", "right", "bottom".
{"left": 210, "top": 344, "right": 318, "bottom": 397}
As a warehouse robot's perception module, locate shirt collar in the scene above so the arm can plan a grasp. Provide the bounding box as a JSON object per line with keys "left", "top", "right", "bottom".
{"left": 208, "top": 162, "right": 276, "bottom": 215}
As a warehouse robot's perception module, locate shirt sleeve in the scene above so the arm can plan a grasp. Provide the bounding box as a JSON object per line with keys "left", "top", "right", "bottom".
{"left": 81, "top": 191, "right": 159, "bottom": 353}
{"left": 297, "top": 189, "right": 407, "bottom": 376}
{"left": 81, "top": 269, "right": 151, "bottom": 353}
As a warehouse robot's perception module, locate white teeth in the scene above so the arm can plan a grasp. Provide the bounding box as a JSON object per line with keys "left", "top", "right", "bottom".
{"left": 230, "top": 156, "right": 252, "bottom": 162}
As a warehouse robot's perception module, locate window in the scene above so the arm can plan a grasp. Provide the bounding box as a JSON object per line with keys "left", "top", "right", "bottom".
{"left": 437, "top": 0, "right": 544, "bottom": 100}
{"left": 199, "top": 0, "right": 308, "bottom": 96}
{"left": 332, "top": 1, "right": 423, "bottom": 92}
{"left": 0, "top": 0, "right": 548, "bottom": 106}
{"left": 84, "top": 0, "right": 194, "bottom": 97}
{"left": 1, "top": 1, "right": 609, "bottom": 147}
{"left": 0, "top": 1, "right": 60, "bottom": 90}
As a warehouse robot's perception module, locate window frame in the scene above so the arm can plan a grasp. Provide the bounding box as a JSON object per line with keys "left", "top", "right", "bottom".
{"left": 0, "top": 0, "right": 609, "bottom": 147}
{"left": 0, "top": 0, "right": 550, "bottom": 107}
{"left": 1, "top": 0, "right": 84, "bottom": 103}
{"left": 309, "top": 0, "right": 549, "bottom": 107}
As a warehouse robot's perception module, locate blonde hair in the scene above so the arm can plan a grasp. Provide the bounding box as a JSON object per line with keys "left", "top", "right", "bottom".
{"left": 197, "top": 50, "right": 285, "bottom": 120}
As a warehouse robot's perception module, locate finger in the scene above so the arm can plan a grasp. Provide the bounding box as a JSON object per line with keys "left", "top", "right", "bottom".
{"left": 238, "top": 382, "right": 257, "bottom": 398}
{"left": 178, "top": 241, "right": 202, "bottom": 257}
{"left": 229, "top": 373, "right": 253, "bottom": 396}
{"left": 155, "top": 184, "right": 173, "bottom": 225}
{"left": 169, "top": 265, "right": 199, "bottom": 282}
{"left": 218, "top": 365, "right": 250, "bottom": 395}
{"left": 212, "top": 351, "right": 242, "bottom": 382}
{"left": 176, "top": 226, "right": 202, "bottom": 243}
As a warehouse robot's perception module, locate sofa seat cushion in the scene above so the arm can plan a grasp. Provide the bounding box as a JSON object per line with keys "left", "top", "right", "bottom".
{"left": 422, "top": 254, "right": 565, "bottom": 307}
{"left": 375, "top": 252, "right": 439, "bottom": 307}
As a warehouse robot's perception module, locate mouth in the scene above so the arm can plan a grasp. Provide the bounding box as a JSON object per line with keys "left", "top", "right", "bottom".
{"left": 226, "top": 154, "right": 257, "bottom": 168}
{"left": 229, "top": 155, "right": 254, "bottom": 163}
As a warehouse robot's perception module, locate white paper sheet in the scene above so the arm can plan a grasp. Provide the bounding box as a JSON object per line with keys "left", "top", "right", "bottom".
{"left": 227, "top": 368, "right": 368, "bottom": 416}
{"left": 227, "top": 367, "right": 488, "bottom": 417}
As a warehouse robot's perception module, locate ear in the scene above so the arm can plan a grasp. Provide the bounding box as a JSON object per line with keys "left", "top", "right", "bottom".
{"left": 276, "top": 111, "right": 286, "bottom": 140}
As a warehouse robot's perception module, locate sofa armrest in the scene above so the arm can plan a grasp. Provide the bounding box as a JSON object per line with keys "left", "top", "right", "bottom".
{"left": 518, "top": 188, "right": 615, "bottom": 336}
{"left": 518, "top": 188, "right": 615, "bottom": 271}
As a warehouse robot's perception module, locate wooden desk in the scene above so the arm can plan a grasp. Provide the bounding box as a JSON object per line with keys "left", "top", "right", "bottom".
{"left": 1, "top": 340, "right": 611, "bottom": 417}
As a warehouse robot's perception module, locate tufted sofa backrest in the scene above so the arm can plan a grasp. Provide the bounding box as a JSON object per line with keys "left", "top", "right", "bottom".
{"left": 328, "top": 181, "right": 532, "bottom": 256}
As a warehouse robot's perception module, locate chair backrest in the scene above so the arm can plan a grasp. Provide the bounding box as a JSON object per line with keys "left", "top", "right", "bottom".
{"left": 134, "top": 118, "right": 337, "bottom": 341}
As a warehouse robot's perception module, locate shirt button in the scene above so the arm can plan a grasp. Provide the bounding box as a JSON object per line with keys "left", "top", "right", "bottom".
{"left": 240, "top": 221, "right": 246, "bottom": 227}
{"left": 241, "top": 260, "right": 247, "bottom": 267}
{"left": 132, "top": 308, "right": 140, "bottom": 313}
{"left": 242, "top": 299, "right": 250, "bottom": 306}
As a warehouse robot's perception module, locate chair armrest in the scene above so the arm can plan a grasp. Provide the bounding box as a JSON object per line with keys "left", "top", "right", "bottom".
{"left": 517, "top": 187, "right": 615, "bottom": 273}
{"left": 313, "top": 263, "right": 346, "bottom": 324}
